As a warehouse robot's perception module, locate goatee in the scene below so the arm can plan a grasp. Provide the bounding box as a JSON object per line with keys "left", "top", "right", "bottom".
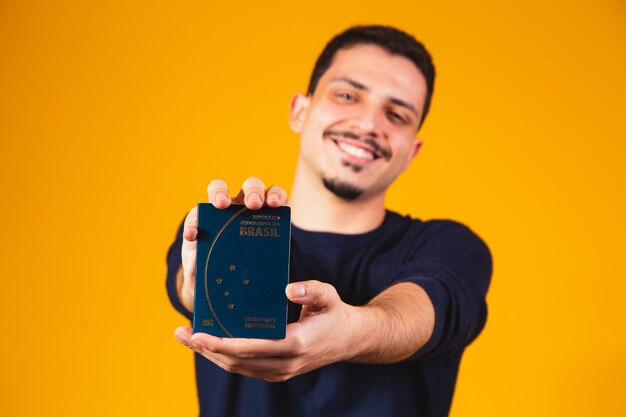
{"left": 322, "top": 177, "right": 363, "bottom": 201}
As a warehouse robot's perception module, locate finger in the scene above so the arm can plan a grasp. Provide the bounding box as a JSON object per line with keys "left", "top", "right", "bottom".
{"left": 182, "top": 208, "right": 198, "bottom": 284}
{"left": 240, "top": 177, "right": 266, "bottom": 210}
{"left": 190, "top": 330, "right": 298, "bottom": 359}
{"left": 286, "top": 280, "right": 340, "bottom": 309}
{"left": 265, "top": 185, "right": 288, "bottom": 207}
{"left": 183, "top": 207, "right": 198, "bottom": 241}
{"left": 195, "top": 348, "right": 296, "bottom": 381}
{"left": 174, "top": 326, "right": 193, "bottom": 348}
{"left": 183, "top": 226, "right": 197, "bottom": 242}
{"left": 207, "top": 179, "right": 231, "bottom": 209}
{"left": 199, "top": 350, "right": 299, "bottom": 382}
{"left": 189, "top": 331, "right": 305, "bottom": 382}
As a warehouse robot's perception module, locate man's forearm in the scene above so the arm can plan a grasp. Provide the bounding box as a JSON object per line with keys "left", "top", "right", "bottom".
{"left": 347, "top": 282, "right": 435, "bottom": 364}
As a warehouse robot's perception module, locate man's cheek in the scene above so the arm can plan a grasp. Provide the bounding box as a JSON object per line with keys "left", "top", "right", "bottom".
{"left": 314, "top": 105, "right": 355, "bottom": 128}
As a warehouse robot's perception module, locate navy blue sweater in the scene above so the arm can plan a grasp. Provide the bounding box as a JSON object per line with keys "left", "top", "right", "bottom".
{"left": 166, "top": 210, "right": 492, "bottom": 417}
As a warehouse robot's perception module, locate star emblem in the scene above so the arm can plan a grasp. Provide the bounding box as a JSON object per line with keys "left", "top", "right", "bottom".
{"left": 229, "top": 264, "right": 236, "bottom": 271}
{"left": 227, "top": 303, "right": 235, "bottom": 310}
{"left": 216, "top": 277, "right": 223, "bottom": 285}
{"left": 242, "top": 278, "right": 249, "bottom": 286}
{"left": 224, "top": 291, "right": 229, "bottom": 296}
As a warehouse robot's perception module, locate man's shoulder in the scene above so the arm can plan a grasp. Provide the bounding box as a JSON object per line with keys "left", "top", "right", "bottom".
{"left": 386, "top": 211, "right": 490, "bottom": 259}
{"left": 386, "top": 210, "right": 477, "bottom": 237}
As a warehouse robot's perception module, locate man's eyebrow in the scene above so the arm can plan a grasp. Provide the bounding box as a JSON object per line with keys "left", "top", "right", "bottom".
{"left": 330, "top": 77, "right": 369, "bottom": 91}
{"left": 330, "top": 77, "right": 420, "bottom": 118}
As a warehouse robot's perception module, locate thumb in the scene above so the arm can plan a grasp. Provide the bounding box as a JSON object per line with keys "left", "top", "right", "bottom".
{"left": 182, "top": 207, "right": 198, "bottom": 282}
{"left": 286, "top": 280, "right": 339, "bottom": 309}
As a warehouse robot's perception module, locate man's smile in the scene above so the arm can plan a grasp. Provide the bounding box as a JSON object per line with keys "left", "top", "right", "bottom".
{"left": 337, "top": 141, "right": 375, "bottom": 160}
{"left": 323, "top": 130, "right": 392, "bottom": 163}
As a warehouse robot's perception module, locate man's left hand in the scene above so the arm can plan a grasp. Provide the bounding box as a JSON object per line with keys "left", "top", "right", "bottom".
{"left": 174, "top": 280, "right": 360, "bottom": 382}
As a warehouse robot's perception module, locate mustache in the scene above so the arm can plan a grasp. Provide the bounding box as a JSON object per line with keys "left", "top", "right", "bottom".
{"left": 323, "top": 129, "right": 391, "bottom": 160}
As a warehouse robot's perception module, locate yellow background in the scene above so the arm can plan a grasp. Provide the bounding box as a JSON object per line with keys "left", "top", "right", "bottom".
{"left": 1, "top": 0, "right": 625, "bottom": 415}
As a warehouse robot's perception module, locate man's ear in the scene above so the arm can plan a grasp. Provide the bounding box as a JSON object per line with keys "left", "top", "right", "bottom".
{"left": 289, "top": 93, "right": 309, "bottom": 133}
{"left": 404, "top": 139, "right": 423, "bottom": 168}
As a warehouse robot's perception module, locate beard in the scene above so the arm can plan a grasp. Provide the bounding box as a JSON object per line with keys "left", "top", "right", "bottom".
{"left": 322, "top": 177, "right": 363, "bottom": 201}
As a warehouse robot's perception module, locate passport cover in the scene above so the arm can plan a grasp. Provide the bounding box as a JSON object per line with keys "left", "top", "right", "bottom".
{"left": 193, "top": 203, "right": 291, "bottom": 339}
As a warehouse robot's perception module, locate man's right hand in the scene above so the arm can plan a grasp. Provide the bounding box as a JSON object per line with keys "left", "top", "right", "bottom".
{"left": 177, "top": 177, "right": 289, "bottom": 313}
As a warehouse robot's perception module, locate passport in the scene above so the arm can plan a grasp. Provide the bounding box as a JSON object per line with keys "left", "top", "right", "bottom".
{"left": 193, "top": 203, "right": 291, "bottom": 339}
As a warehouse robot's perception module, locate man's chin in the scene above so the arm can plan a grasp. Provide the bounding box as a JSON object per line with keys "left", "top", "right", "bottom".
{"left": 322, "top": 177, "right": 363, "bottom": 201}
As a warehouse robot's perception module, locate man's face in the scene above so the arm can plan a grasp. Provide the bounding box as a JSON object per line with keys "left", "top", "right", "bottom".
{"left": 290, "top": 43, "right": 428, "bottom": 201}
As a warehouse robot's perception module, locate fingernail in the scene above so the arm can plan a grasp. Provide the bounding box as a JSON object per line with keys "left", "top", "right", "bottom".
{"left": 216, "top": 191, "right": 229, "bottom": 202}
{"left": 174, "top": 329, "right": 189, "bottom": 347}
{"left": 267, "top": 192, "right": 280, "bottom": 203}
{"left": 248, "top": 192, "right": 262, "bottom": 203}
{"left": 292, "top": 284, "right": 306, "bottom": 298}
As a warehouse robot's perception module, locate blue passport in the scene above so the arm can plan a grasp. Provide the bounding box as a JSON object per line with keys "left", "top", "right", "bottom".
{"left": 193, "top": 203, "right": 291, "bottom": 339}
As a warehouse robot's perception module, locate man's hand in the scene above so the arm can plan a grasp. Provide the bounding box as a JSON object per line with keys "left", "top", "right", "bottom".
{"left": 174, "top": 280, "right": 360, "bottom": 382}
{"left": 176, "top": 177, "right": 288, "bottom": 313}
{"left": 174, "top": 280, "right": 434, "bottom": 382}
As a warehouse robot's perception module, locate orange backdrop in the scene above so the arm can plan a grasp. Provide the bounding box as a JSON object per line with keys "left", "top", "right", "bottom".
{"left": 1, "top": 1, "right": 625, "bottom": 416}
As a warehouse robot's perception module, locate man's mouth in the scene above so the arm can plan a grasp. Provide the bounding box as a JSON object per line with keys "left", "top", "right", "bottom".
{"left": 324, "top": 130, "right": 391, "bottom": 161}
{"left": 336, "top": 141, "right": 375, "bottom": 160}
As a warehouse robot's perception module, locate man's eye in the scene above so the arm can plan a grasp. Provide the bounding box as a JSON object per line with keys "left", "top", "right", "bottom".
{"left": 387, "top": 111, "right": 407, "bottom": 124}
{"left": 337, "top": 92, "right": 356, "bottom": 101}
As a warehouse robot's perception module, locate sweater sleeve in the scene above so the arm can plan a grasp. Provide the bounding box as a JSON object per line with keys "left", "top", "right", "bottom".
{"left": 393, "top": 221, "right": 492, "bottom": 360}
{"left": 165, "top": 218, "right": 193, "bottom": 321}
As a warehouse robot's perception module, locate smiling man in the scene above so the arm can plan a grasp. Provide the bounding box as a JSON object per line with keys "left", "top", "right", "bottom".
{"left": 167, "top": 25, "right": 492, "bottom": 417}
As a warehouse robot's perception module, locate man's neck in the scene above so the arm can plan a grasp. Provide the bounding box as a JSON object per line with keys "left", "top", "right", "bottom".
{"left": 288, "top": 164, "right": 387, "bottom": 234}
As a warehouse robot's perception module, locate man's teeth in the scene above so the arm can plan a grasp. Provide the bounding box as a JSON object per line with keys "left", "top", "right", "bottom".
{"left": 337, "top": 142, "right": 375, "bottom": 160}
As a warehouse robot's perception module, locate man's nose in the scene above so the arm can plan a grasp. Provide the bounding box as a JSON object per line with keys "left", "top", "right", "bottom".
{"left": 349, "top": 105, "right": 385, "bottom": 137}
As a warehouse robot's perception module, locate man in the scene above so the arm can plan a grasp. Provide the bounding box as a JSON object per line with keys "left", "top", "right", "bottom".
{"left": 167, "top": 25, "right": 492, "bottom": 417}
